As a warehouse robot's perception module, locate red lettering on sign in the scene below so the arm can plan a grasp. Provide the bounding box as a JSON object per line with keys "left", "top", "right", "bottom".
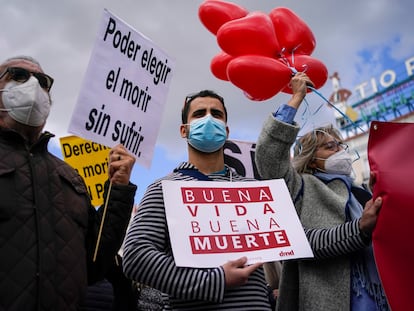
{"left": 189, "top": 230, "right": 290, "bottom": 254}
{"left": 181, "top": 186, "right": 273, "bottom": 203}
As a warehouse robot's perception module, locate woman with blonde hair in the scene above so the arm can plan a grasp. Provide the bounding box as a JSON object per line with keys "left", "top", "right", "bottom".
{"left": 255, "top": 72, "right": 389, "bottom": 311}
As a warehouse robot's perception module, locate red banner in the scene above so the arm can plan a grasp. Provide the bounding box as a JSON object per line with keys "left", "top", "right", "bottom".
{"left": 368, "top": 121, "right": 414, "bottom": 311}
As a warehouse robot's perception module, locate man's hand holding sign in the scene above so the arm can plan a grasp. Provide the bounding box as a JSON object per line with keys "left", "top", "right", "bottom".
{"left": 108, "top": 144, "right": 136, "bottom": 185}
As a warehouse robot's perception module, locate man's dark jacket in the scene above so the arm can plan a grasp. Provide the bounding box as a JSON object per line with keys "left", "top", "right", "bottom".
{"left": 0, "top": 129, "right": 136, "bottom": 310}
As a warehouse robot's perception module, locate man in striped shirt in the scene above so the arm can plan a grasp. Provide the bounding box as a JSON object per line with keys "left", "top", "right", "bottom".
{"left": 123, "top": 90, "right": 272, "bottom": 310}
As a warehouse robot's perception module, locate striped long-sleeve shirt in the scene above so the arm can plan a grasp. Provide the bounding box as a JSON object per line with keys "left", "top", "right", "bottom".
{"left": 123, "top": 162, "right": 272, "bottom": 310}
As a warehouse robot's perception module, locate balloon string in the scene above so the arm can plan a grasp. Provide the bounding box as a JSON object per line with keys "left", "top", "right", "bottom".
{"left": 286, "top": 66, "right": 364, "bottom": 134}
{"left": 296, "top": 97, "right": 324, "bottom": 130}
{"left": 307, "top": 86, "right": 366, "bottom": 133}
{"left": 298, "top": 97, "right": 311, "bottom": 128}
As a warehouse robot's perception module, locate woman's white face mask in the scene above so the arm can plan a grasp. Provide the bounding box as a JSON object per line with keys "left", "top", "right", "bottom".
{"left": 315, "top": 149, "right": 354, "bottom": 175}
{"left": 0, "top": 76, "right": 51, "bottom": 126}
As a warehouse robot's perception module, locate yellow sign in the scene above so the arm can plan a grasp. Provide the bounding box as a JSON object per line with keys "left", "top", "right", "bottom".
{"left": 345, "top": 106, "right": 359, "bottom": 122}
{"left": 60, "top": 135, "right": 111, "bottom": 207}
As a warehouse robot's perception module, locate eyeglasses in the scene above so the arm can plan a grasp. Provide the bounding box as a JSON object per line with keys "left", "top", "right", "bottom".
{"left": 0, "top": 67, "right": 54, "bottom": 91}
{"left": 319, "top": 140, "right": 348, "bottom": 152}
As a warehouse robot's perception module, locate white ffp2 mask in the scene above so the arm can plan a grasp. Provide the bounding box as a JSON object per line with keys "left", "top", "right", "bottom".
{"left": 0, "top": 76, "right": 51, "bottom": 126}
{"left": 323, "top": 149, "right": 354, "bottom": 175}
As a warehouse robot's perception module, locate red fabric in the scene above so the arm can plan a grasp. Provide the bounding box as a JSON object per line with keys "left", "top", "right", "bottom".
{"left": 368, "top": 121, "right": 414, "bottom": 311}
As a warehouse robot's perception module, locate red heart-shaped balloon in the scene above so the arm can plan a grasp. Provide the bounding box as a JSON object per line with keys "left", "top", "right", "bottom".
{"left": 270, "top": 7, "right": 316, "bottom": 55}
{"left": 217, "top": 11, "right": 281, "bottom": 57}
{"left": 210, "top": 51, "right": 234, "bottom": 81}
{"left": 227, "top": 55, "right": 291, "bottom": 101}
{"left": 282, "top": 54, "right": 328, "bottom": 94}
{"left": 198, "top": 0, "right": 249, "bottom": 35}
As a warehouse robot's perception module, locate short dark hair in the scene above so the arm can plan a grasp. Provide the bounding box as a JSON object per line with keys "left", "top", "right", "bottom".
{"left": 181, "top": 90, "right": 227, "bottom": 124}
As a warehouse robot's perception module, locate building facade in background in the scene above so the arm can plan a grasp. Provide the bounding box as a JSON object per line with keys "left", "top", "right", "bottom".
{"left": 329, "top": 55, "right": 414, "bottom": 184}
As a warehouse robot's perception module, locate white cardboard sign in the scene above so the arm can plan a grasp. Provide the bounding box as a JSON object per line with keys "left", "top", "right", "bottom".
{"left": 69, "top": 9, "right": 175, "bottom": 168}
{"left": 162, "top": 179, "right": 313, "bottom": 268}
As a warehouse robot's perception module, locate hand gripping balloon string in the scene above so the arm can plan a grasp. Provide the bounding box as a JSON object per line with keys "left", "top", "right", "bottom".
{"left": 307, "top": 85, "right": 366, "bottom": 133}
{"left": 286, "top": 61, "right": 319, "bottom": 130}
{"left": 287, "top": 65, "right": 309, "bottom": 90}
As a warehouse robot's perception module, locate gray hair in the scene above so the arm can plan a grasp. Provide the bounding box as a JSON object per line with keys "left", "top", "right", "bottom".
{"left": 292, "top": 124, "right": 343, "bottom": 173}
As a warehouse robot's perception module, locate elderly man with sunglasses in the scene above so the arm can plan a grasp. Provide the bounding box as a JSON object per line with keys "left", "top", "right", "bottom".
{"left": 0, "top": 55, "right": 137, "bottom": 310}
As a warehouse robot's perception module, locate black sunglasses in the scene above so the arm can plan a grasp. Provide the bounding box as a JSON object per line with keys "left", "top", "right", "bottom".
{"left": 0, "top": 67, "right": 54, "bottom": 91}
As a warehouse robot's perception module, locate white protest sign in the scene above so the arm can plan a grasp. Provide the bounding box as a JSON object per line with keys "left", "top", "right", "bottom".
{"left": 68, "top": 9, "right": 175, "bottom": 168}
{"left": 162, "top": 179, "right": 313, "bottom": 268}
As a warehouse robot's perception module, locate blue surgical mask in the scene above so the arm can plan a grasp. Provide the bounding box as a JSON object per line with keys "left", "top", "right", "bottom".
{"left": 187, "top": 114, "right": 227, "bottom": 153}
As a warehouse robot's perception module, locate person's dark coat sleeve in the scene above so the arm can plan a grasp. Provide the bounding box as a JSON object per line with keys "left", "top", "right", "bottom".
{"left": 86, "top": 180, "right": 137, "bottom": 284}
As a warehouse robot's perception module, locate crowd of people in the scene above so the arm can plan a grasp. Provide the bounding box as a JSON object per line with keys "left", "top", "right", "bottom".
{"left": 0, "top": 55, "right": 390, "bottom": 310}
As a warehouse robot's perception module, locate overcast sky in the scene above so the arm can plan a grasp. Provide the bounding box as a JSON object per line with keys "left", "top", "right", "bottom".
{"left": 2, "top": 0, "right": 413, "bottom": 203}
